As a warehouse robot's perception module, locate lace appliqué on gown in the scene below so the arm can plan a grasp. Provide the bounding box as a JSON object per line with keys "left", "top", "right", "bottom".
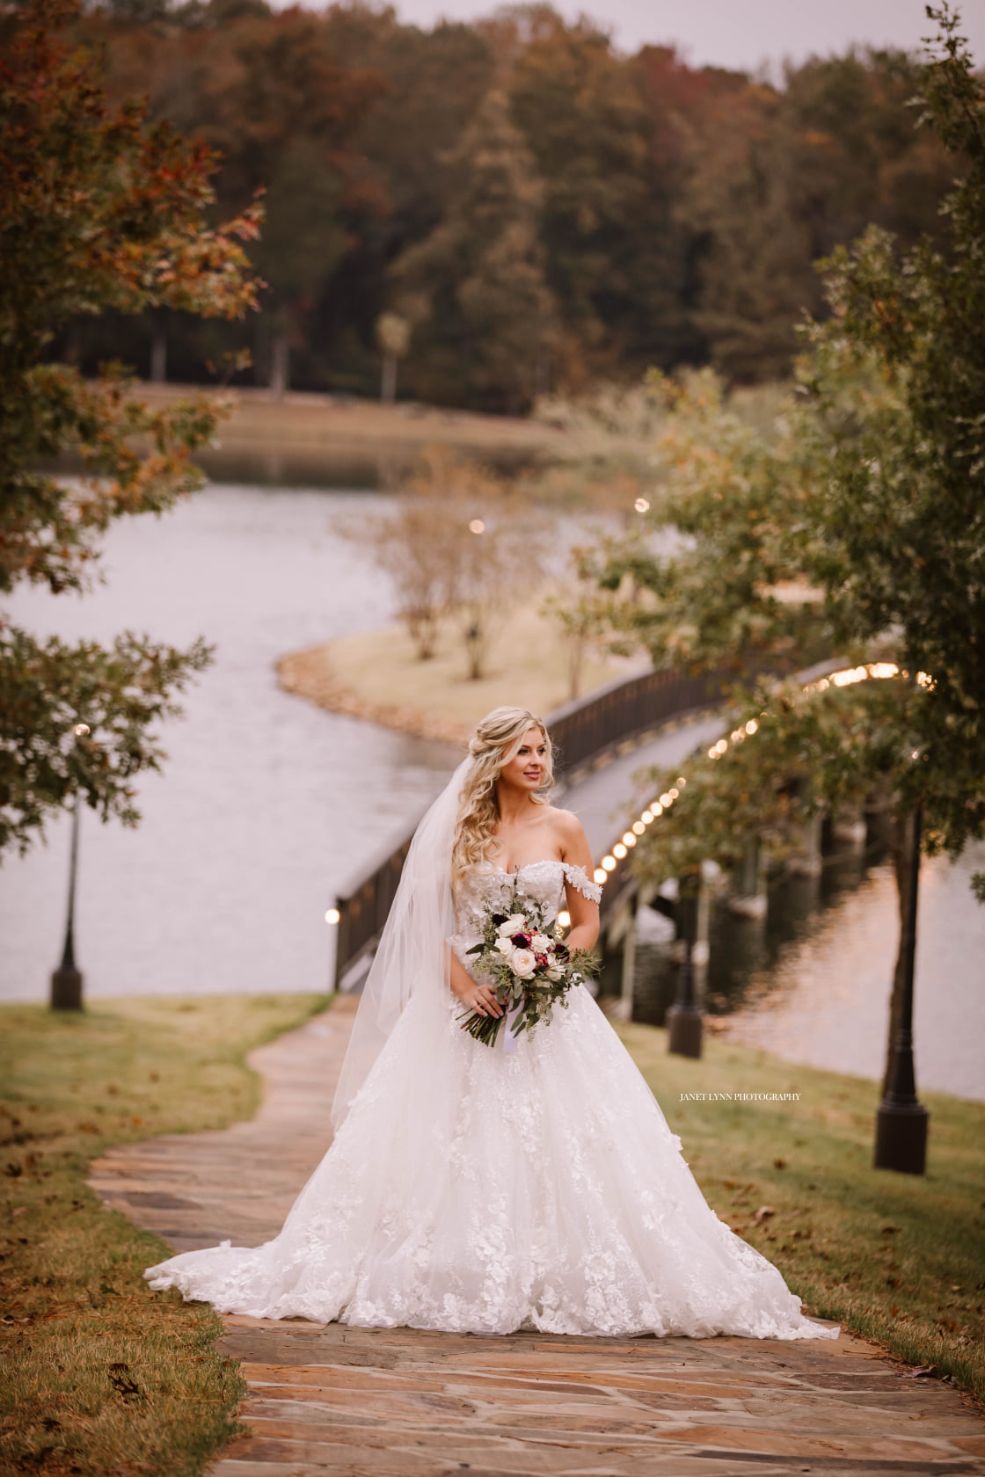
{"left": 144, "top": 857, "right": 839, "bottom": 1342}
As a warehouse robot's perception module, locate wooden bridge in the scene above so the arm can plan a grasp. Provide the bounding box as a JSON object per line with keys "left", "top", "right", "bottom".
{"left": 328, "top": 659, "right": 788, "bottom": 994}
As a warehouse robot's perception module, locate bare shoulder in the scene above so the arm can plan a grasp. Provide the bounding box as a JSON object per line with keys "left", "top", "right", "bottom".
{"left": 546, "top": 803, "right": 584, "bottom": 838}
{"left": 546, "top": 806, "right": 588, "bottom": 844}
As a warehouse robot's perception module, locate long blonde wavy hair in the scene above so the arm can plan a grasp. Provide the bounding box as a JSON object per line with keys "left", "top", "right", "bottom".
{"left": 451, "top": 706, "right": 555, "bottom": 893}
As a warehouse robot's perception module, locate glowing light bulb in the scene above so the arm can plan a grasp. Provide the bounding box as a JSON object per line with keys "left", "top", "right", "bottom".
{"left": 602, "top": 855, "right": 617, "bottom": 872}
{"left": 632, "top": 820, "right": 646, "bottom": 835}
{"left": 634, "top": 497, "right": 650, "bottom": 513}
{"left": 558, "top": 910, "right": 571, "bottom": 929}
{"left": 325, "top": 907, "right": 341, "bottom": 925}
{"left": 745, "top": 718, "right": 758, "bottom": 735}
{"left": 593, "top": 867, "right": 608, "bottom": 885}
{"left": 613, "top": 842, "right": 627, "bottom": 859}
{"left": 468, "top": 518, "right": 486, "bottom": 534}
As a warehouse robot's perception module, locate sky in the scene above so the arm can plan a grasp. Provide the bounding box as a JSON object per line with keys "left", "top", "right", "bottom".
{"left": 377, "top": 0, "right": 985, "bottom": 76}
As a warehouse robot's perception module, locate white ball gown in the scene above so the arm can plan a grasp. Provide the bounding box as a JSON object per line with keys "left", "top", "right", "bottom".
{"left": 145, "top": 856, "right": 839, "bottom": 1342}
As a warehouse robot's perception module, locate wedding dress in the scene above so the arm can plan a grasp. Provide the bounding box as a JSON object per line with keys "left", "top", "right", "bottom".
{"left": 145, "top": 812, "right": 839, "bottom": 1340}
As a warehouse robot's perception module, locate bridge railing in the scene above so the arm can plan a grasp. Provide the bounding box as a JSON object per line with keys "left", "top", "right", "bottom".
{"left": 331, "top": 663, "right": 746, "bottom": 989}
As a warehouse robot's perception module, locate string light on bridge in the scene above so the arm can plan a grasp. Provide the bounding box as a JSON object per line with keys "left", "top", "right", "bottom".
{"left": 588, "top": 659, "right": 925, "bottom": 893}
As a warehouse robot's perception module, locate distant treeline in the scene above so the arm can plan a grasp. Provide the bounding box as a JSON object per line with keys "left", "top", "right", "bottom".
{"left": 62, "top": 0, "right": 960, "bottom": 411}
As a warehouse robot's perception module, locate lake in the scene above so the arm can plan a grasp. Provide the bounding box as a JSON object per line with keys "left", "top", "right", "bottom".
{"left": 1, "top": 483, "right": 456, "bottom": 1001}
{"left": 2, "top": 478, "right": 982, "bottom": 1102}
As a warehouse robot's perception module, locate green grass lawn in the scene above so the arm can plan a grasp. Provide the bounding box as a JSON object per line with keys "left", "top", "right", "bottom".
{"left": 0, "top": 992, "right": 329, "bottom": 1477}
{"left": 619, "top": 1020, "right": 985, "bottom": 1406}
{"left": 1, "top": 995, "right": 981, "bottom": 1477}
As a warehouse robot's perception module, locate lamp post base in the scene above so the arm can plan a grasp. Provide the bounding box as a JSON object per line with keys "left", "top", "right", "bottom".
{"left": 667, "top": 1004, "right": 703, "bottom": 1059}
{"left": 874, "top": 1100, "right": 928, "bottom": 1175}
{"left": 50, "top": 966, "right": 83, "bottom": 1011}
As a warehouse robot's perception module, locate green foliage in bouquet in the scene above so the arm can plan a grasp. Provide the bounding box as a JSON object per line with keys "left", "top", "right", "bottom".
{"left": 458, "top": 885, "right": 599, "bottom": 1048}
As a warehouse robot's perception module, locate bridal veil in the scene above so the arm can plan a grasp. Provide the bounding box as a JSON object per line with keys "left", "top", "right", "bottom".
{"left": 330, "top": 755, "right": 471, "bottom": 1133}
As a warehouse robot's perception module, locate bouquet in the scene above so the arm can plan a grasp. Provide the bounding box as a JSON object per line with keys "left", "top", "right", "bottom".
{"left": 456, "top": 885, "right": 600, "bottom": 1047}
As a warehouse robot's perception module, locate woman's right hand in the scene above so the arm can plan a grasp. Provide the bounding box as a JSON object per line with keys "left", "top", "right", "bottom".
{"left": 447, "top": 943, "right": 504, "bottom": 1017}
{"left": 451, "top": 975, "right": 504, "bottom": 1018}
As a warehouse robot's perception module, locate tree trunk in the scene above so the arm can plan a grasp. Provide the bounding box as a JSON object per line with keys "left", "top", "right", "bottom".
{"left": 407, "top": 609, "right": 438, "bottom": 661}
{"left": 150, "top": 318, "right": 167, "bottom": 383}
{"left": 464, "top": 617, "right": 485, "bottom": 680}
{"left": 381, "top": 353, "right": 397, "bottom": 404}
{"left": 881, "top": 806, "right": 918, "bottom": 1100}
{"left": 567, "top": 631, "right": 584, "bottom": 701}
{"left": 253, "top": 317, "right": 266, "bottom": 387}
{"left": 270, "top": 333, "right": 290, "bottom": 399}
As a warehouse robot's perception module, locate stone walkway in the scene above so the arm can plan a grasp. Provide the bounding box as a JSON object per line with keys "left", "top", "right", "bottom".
{"left": 88, "top": 1000, "right": 985, "bottom": 1476}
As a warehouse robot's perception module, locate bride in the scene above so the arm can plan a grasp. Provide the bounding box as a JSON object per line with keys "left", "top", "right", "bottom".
{"left": 145, "top": 706, "right": 839, "bottom": 1341}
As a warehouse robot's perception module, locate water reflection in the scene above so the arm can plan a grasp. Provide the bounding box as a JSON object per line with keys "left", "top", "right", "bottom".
{"left": 629, "top": 828, "right": 985, "bottom": 1102}
{"left": 44, "top": 438, "right": 545, "bottom": 493}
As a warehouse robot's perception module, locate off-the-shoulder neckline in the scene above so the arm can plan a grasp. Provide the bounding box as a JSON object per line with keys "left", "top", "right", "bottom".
{"left": 482, "top": 859, "right": 585, "bottom": 877}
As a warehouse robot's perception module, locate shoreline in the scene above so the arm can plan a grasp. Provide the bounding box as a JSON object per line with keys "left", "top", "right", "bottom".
{"left": 275, "top": 642, "right": 471, "bottom": 748}
{"left": 134, "top": 380, "right": 564, "bottom": 462}
{"left": 274, "top": 616, "right": 648, "bottom": 748}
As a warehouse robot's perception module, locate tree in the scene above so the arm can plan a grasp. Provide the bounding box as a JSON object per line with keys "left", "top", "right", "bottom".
{"left": 544, "top": 4, "right": 984, "bottom": 1159}
{"left": 87, "top": 2, "right": 386, "bottom": 393}
{"left": 793, "top": 5, "right": 985, "bottom": 861}
{"left": 209, "top": 8, "right": 384, "bottom": 393}
{"left": 452, "top": 478, "right": 547, "bottom": 681}
{"left": 338, "top": 446, "right": 463, "bottom": 662}
{"left": 678, "top": 47, "right": 955, "bottom": 381}
{"left": 541, "top": 532, "right": 615, "bottom": 700}
{"left": 254, "top": 133, "right": 349, "bottom": 396}
{"left": 375, "top": 311, "right": 410, "bottom": 404}
{"left": 507, "top": 11, "right": 688, "bottom": 386}
{"left": 387, "top": 87, "right": 559, "bottom": 413}
{"left": 0, "top": 0, "right": 262, "bottom": 858}
{"left": 340, "top": 445, "right": 546, "bottom": 678}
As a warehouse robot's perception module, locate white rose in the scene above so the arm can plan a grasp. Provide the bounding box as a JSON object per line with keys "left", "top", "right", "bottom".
{"left": 530, "top": 933, "right": 551, "bottom": 954}
{"left": 545, "top": 963, "right": 564, "bottom": 982}
{"left": 509, "top": 948, "right": 537, "bottom": 979}
{"left": 494, "top": 936, "right": 515, "bottom": 958}
{"left": 497, "top": 913, "right": 527, "bottom": 937}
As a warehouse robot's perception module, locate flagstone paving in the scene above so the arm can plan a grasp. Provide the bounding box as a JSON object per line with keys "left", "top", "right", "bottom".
{"left": 89, "top": 998, "right": 985, "bottom": 1476}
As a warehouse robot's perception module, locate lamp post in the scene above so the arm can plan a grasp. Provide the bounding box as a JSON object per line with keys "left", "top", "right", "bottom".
{"left": 463, "top": 517, "right": 485, "bottom": 680}
{"left": 667, "top": 867, "right": 703, "bottom": 1058}
{"left": 874, "top": 800, "right": 929, "bottom": 1174}
{"left": 50, "top": 722, "right": 89, "bottom": 1011}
